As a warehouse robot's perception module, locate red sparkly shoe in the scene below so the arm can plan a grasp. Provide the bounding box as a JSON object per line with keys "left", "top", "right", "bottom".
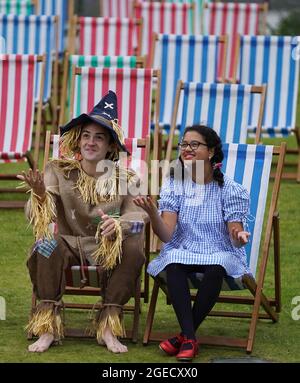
{"left": 159, "top": 334, "right": 185, "bottom": 356}
{"left": 176, "top": 338, "right": 199, "bottom": 362}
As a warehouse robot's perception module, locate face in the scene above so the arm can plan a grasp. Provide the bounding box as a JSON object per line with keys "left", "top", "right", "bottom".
{"left": 79, "top": 123, "right": 115, "bottom": 163}
{"left": 179, "top": 131, "right": 214, "bottom": 163}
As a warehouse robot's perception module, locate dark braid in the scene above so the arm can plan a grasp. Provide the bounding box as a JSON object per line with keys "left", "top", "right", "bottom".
{"left": 183, "top": 125, "right": 224, "bottom": 187}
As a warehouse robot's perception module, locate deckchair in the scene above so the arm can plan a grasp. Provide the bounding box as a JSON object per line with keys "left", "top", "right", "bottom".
{"left": 143, "top": 141, "right": 286, "bottom": 354}
{"left": 99, "top": 0, "right": 134, "bottom": 18}
{"left": 69, "top": 16, "right": 142, "bottom": 57}
{"left": 0, "top": 0, "right": 34, "bottom": 14}
{"left": 0, "top": 54, "right": 45, "bottom": 209}
{"left": 70, "top": 66, "right": 161, "bottom": 161}
{"left": 163, "top": 0, "right": 209, "bottom": 34}
{"left": 28, "top": 132, "right": 151, "bottom": 342}
{"left": 59, "top": 53, "right": 146, "bottom": 126}
{"left": 203, "top": 1, "right": 268, "bottom": 81}
{"left": 236, "top": 35, "right": 300, "bottom": 181}
{"left": 150, "top": 33, "right": 228, "bottom": 134}
{"left": 34, "top": 0, "right": 74, "bottom": 56}
{"left": 133, "top": 1, "right": 194, "bottom": 59}
{"left": 165, "top": 81, "right": 266, "bottom": 162}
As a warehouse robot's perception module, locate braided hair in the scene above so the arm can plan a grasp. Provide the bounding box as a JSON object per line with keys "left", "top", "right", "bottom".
{"left": 180, "top": 125, "right": 224, "bottom": 187}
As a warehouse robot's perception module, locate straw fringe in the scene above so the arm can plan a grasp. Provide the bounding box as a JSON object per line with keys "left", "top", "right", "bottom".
{"left": 92, "top": 220, "right": 122, "bottom": 270}
{"left": 96, "top": 311, "right": 126, "bottom": 341}
{"left": 28, "top": 191, "right": 56, "bottom": 240}
{"left": 26, "top": 307, "right": 64, "bottom": 340}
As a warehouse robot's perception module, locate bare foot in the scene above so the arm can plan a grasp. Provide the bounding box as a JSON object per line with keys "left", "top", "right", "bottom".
{"left": 101, "top": 326, "right": 128, "bottom": 353}
{"left": 28, "top": 333, "right": 54, "bottom": 353}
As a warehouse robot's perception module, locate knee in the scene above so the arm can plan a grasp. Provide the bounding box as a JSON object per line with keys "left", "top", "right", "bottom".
{"left": 122, "top": 234, "right": 145, "bottom": 267}
{"left": 206, "top": 265, "right": 226, "bottom": 279}
{"left": 165, "top": 263, "right": 183, "bottom": 276}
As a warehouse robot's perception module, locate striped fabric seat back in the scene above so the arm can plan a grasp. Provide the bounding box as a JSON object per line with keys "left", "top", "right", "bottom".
{"left": 204, "top": 2, "right": 265, "bottom": 80}
{"left": 78, "top": 17, "right": 140, "bottom": 56}
{"left": 72, "top": 67, "right": 155, "bottom": 139}
{"left": 153, "top": 34, "right": 225, "bottom": 131}
{"left": 124, "top": 137, "right": 147, "bottom": 180}
{"left": 222, "top": 143, "right": 273, "bottom": 276}
{"left": 0, "top": 14, "right": 57, "bottom": 102}
{"left": 134, "top": 2, "right": 193, "bottom": 57}
{"left": 100, "top": 0, "right": 134, "bottom": 18}
{"left": 239, "top": 36, "right": 300, "bottom": 137}
{"left": 0, "top": 0, "right": 34, "bottom": 15}
{"left": 65, "top": 265, "right": 102, "bottom": 288}
{"left": 36, "top": 0, "right": 70, "bottom": 55}
{"left": 0, "top": 54, "right": 39, "bottom": 162}
{"left": 164, "top": 0, "right": 209, "bottom": 34}
{"left": 178, "top": 82, "right": 253, "bottom": 143}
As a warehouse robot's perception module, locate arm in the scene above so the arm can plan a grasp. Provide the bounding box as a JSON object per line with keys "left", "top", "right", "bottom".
{"left": 133, "top": 196, "right": 177, "bottom": 243}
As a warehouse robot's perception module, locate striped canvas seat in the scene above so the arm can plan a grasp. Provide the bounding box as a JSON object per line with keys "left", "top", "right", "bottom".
{"left": 204, "top": 2, "right": 268, "bottom": 81}
{"left": 71, "top": 16, "right": 142, "bottom": 56}
{"left": 134, "top": 1, "right": 194, "bottom": 57}
{"left": 0, "top": 0, "right": 34, "bottom": 14}
{"left": 238, "top": 35, "right": 300, "bottom": 138}
{"left": 36, "top": 0, "right": 74, "bottom": 55}
{"left": 144, "top": 142, "right": 286, "bottom": 353}
{"left": 0, "top": 54, "right": 44, "bottom": 166}
{"left": 0, "top": 14, "right": 58, "bottom": 103}
{"left": 59, "top": 54, "right": 144, "bottom": 125}
{"left": 151, "top": 34, "right": 227, "bottom": 132}
{"left": 65, "top": 266, "right": 103, "bottom": 288}
{"left": 100, "top": 0, "right": 134, "bottom": 18}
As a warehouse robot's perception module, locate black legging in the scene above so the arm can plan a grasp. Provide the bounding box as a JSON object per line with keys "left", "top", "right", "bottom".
{"left": 165, "top": 263, "right": 226, "bottom": 340}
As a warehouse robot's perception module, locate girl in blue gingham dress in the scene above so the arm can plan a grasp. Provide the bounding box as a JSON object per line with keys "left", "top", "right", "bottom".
{"left": 134, "top": 125, "right": 251, "bottom": 362}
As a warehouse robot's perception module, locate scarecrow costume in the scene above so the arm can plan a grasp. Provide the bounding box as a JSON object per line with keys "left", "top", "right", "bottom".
{"left": 25, "top": 91, "right": 147, "bottom": 343}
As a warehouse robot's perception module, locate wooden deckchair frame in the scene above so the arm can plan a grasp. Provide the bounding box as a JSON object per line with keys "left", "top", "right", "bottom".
{"left": 0, "top": 54, "right": 46, "bottom": 209}
{"left": 59, "top": 53, "right": 146, "bottom": 126}
{"left": 143, "top": 142, "right": 286, "bottom": 354}
{"left": 28, "top": 131, "right": 151, "bottom": 342}
{"left": 68, "top": 15, "right": 143, "bottom": 57}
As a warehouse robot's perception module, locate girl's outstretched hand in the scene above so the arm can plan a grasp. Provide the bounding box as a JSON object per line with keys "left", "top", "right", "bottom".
{"left": 231, "top": 228, "right": 251, "bottom": 246}
{"left": 133, "top": 196, "right": 158, "bottom": 217}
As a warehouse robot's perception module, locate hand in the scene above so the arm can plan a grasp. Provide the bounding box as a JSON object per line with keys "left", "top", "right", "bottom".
{"left": 231, "top": 228, "right": 250, "bottom": 246}
{"left": 98, "top": 209, "right": 117, "bottom": 241}
{"left": 17, "top": 169, "right": 46, "bottom": 200}
{"left": 133, "top": 196, "right": 158, "bottom": 217}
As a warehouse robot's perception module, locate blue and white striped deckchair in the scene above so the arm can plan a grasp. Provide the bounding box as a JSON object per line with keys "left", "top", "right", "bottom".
{"left": 59, "top": 53, "right": 145, "bottom": 125}
{"left": 238, "top": 35, "right": 300, "bottom": 139}
{"left": 165, "top": 81, "right": 266, "bottom": 162}
{"left": 143, "top": 142, "right": 286, "bottom": 353}
{"left": 0, "top": 14, "right": 58, "bottom": 103}
{"left": 0, "top": 0, "right": 34, "bottom": 15}
{"left": 164, "top": 0, "right": 209, "bottom": 34}
{"left": 152, "top": 33, "right": 227, "bottom": 134}
{"left": 35, "top": 0, "right": 74, "bottom": 55}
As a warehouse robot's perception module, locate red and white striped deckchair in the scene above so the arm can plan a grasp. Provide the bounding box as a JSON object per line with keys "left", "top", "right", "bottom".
{"left": 100, "top": 0, "right": 134, "bottom": 18}
{"left": 69, "top": 16, "right": 142, "bottom": 56}
{"left": 70, "top": 66, "right": 161, "bottom": 160}
{"left": 133, "top": 1, "right": 194, "bottom": 59}
{"left": 0, "top": 54, "right": 45, "bottom": 208}
{"left": 204, "top": 1, "right": 268, "bottom": 81}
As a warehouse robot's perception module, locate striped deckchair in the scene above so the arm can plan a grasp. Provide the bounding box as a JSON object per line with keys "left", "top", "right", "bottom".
{"left": 0, "top": 54, "right": 45, "bottom": 208}
{"left": 0, "top": 0, "right": 34, "bottom": 14}
{"left": 70, "top": 67, "right": 161, "bottom": 160}
{"left": 35, "top": 0, "right": 74, "bottom": 55}
{"left": 151, "top": 33, "right": 227, "bottom": 133}
{"left": 69, "top": 16, "right": 142, "bottom": 57}
{"left": 100, "top": 0, "right": 134, "bottom": 18}
{"left": 164, "top": 0, "right": 209, "bottom": 34}
{"left": 0, "top": 14, "right": 58, "bottom": 104}
{"left": 59, "top": 53, "right": 145, "bottom": 126}
{"left": 204, "top": 2, "right": 268, "bottom": 81}
{"left": 165, "top": 81, "right": 266, "bottom": 164}
{"left": 143, "top": 141, "right": 286, "bottom": 354}
{"left": 133, "top": 1, "right": 194, "bottom": 58}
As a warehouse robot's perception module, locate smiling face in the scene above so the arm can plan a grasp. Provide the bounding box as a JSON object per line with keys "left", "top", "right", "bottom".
{"left": 180, "top": 131, "right": 214, "bottom": 164}
{"left": 79, "top": 123, "right": 115, "bottom": 163}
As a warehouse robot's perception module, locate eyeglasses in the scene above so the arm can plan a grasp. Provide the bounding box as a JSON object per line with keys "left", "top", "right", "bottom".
{"left": 178, "top": 141, "right": 208, "bottom": 151}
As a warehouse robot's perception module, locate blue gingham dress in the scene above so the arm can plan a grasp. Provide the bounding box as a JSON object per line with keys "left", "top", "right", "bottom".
{"left": 148, "top": 175, "right": 251, "bottom": 279}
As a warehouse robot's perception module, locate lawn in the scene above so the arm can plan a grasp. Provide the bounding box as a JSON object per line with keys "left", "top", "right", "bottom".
{"left": 0, "top": 135, "right": 300, "bottom": 363}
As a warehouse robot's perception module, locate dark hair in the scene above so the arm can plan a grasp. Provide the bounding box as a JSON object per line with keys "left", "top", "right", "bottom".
{"left": 180, "top": 124, "right": 224, "bottom": 187}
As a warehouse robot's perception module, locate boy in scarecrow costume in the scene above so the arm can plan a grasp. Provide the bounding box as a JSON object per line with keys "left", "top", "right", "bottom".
{"left": 18, "top": 91, "right": 148, "bottom": 354}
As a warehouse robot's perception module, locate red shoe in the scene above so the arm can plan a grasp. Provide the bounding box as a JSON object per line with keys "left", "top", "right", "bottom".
{"left": 176, "top": 338, "right": 199, "bottom": 362}
{"left": 159, "top": 334, "right": 185, "bottom": 356}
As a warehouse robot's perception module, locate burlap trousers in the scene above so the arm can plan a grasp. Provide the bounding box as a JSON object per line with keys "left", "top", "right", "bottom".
{"left": 26, "top": 233, "right": 145, "bottom": 341}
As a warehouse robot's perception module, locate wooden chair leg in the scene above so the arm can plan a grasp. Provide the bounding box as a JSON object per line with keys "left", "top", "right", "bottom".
{"left": 273, "top": 213, "right": 281, "bottom": 313}
{"left": 143, "top": 279, "right": 160, "bottom": 345}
